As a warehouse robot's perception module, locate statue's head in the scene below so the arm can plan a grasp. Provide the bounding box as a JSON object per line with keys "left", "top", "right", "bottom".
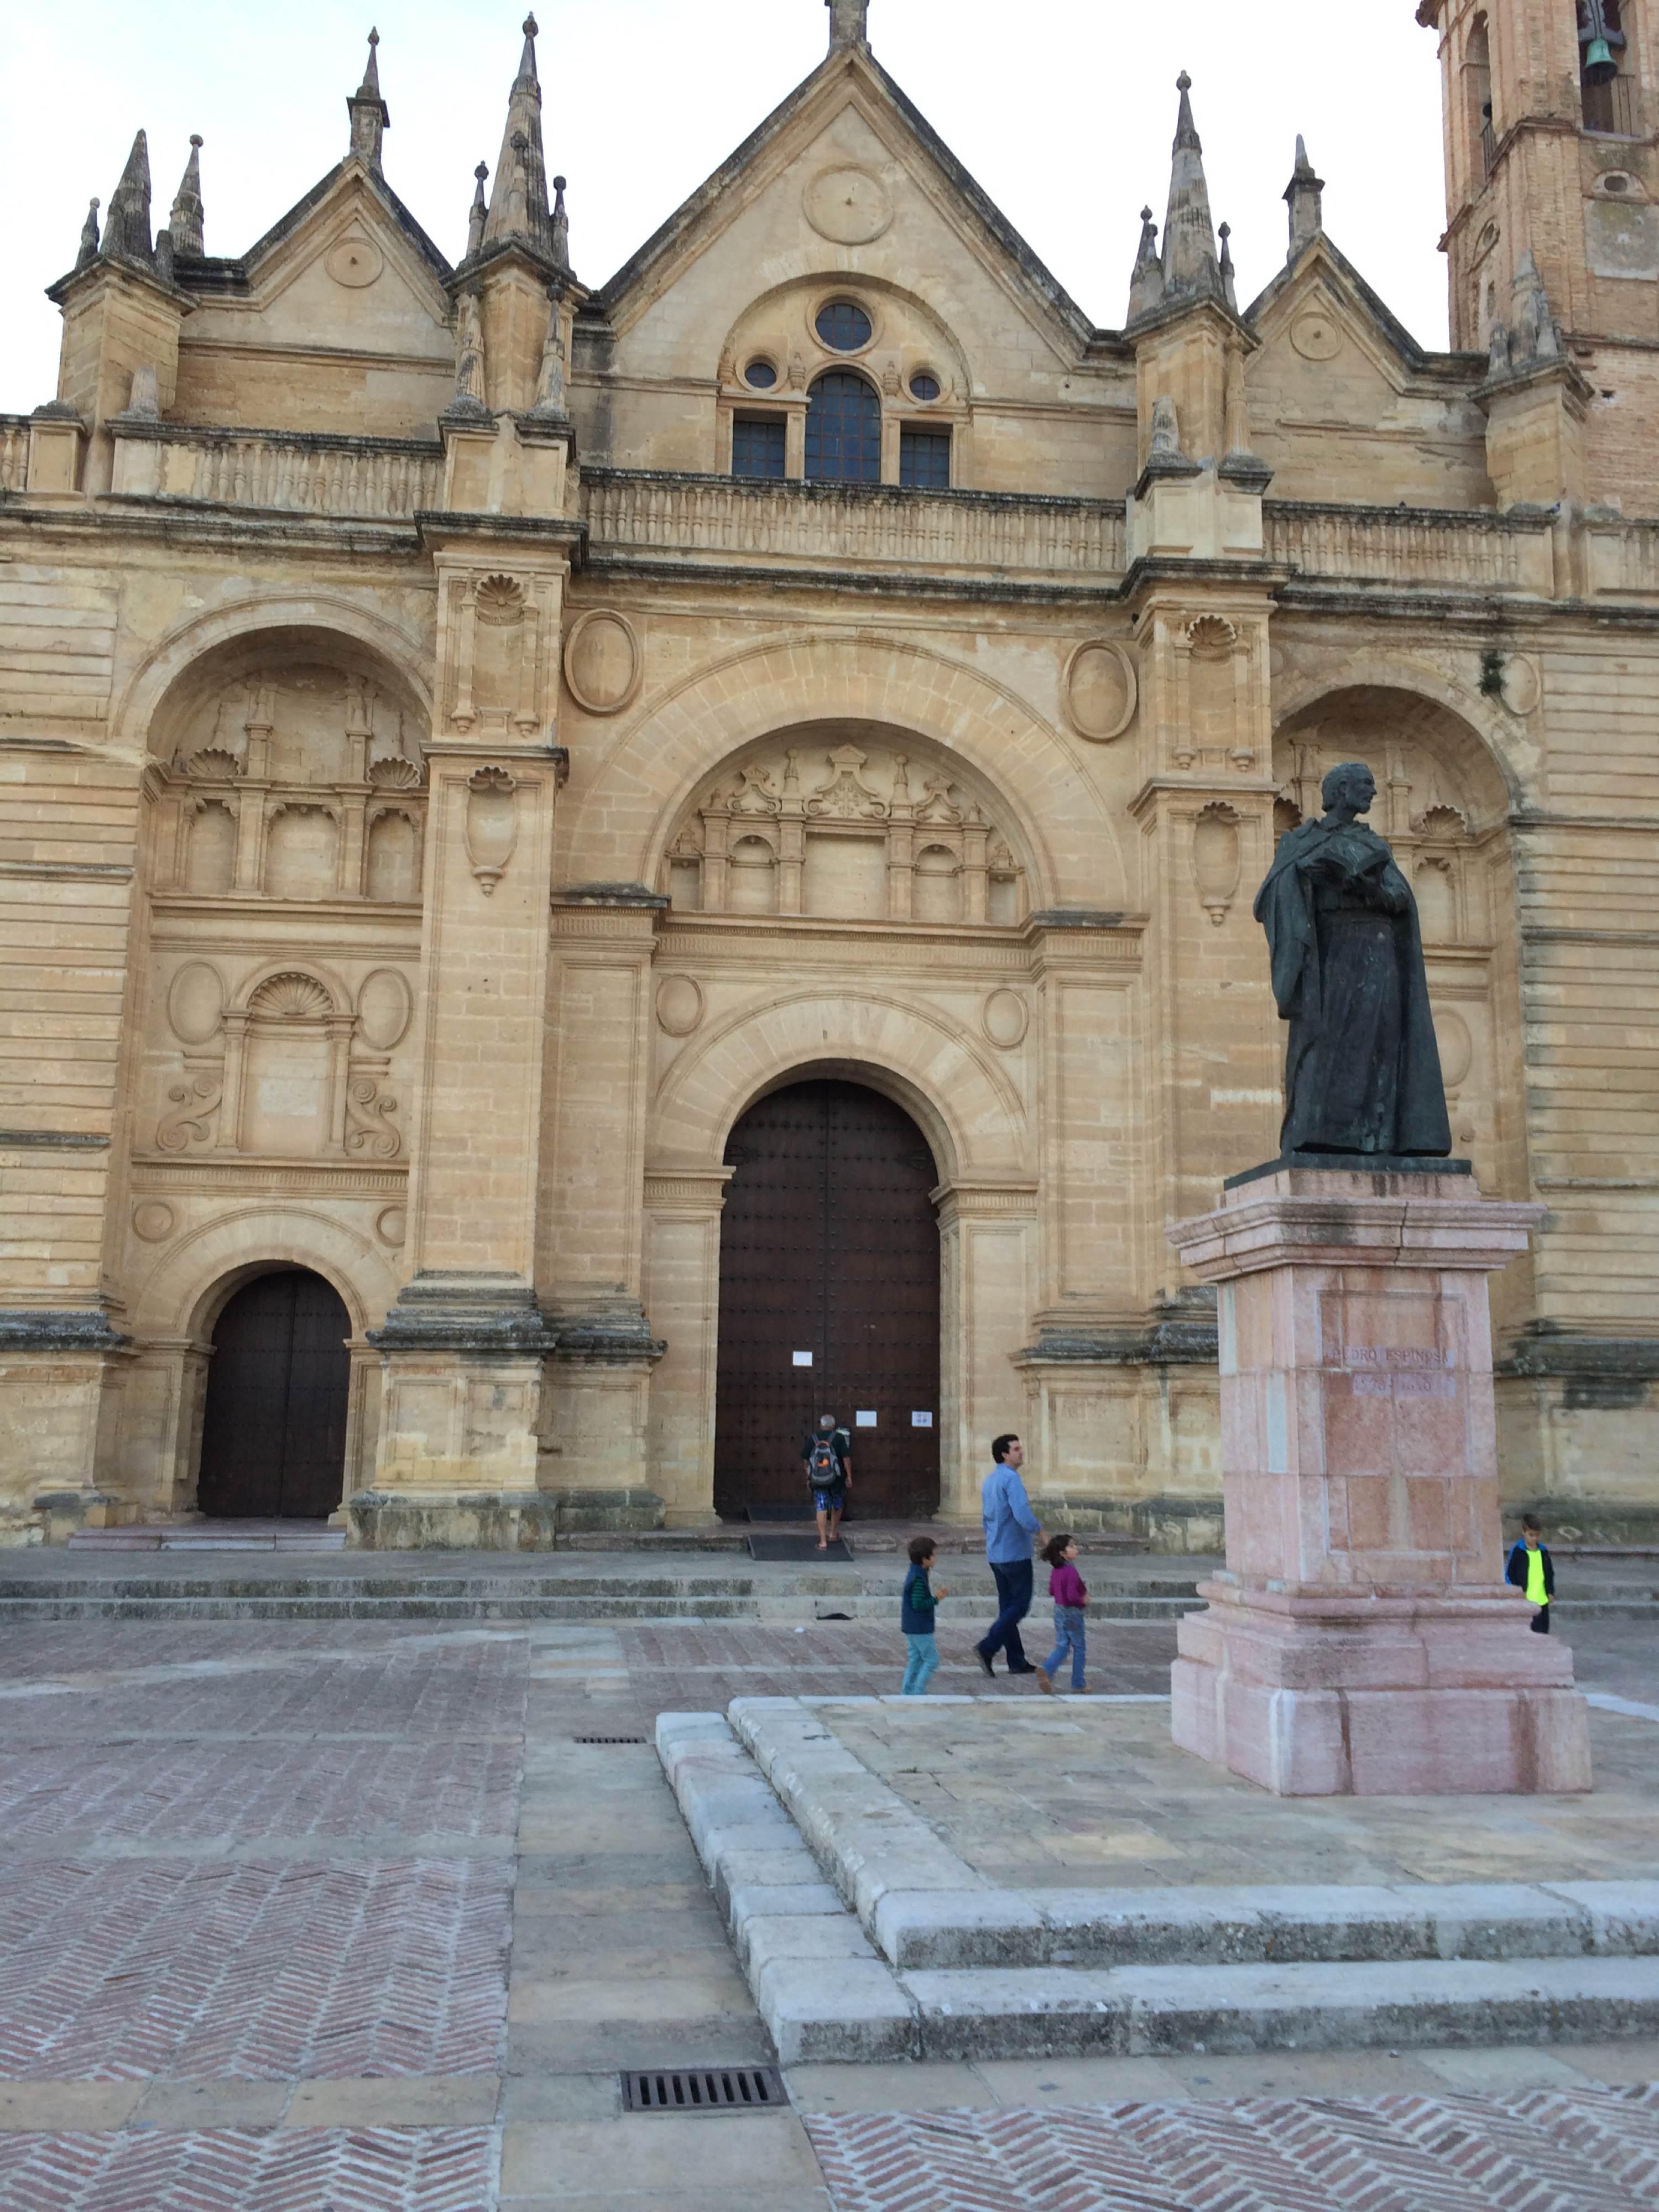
{"left": 1322, "top": 760, "right": 1376, "bottom": 815}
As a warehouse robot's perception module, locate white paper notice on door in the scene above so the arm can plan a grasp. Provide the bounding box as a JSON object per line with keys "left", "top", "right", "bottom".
{"left": 911, "top": 1411, "right": 933, "bottom": 1428}
{"left": 855, "top": 1410, "right": 878, "bottom": 1427}
{"left": 792, "top": 1352, "right": 813, "bottom": 1366}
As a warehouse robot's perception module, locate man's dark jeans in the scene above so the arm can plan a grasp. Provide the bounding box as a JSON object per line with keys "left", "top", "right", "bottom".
{"left": 978, "top": 1556, "right": 1034, "bottom": 1668}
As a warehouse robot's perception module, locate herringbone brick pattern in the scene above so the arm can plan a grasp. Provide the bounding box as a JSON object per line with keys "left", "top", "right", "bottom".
{"left": 0, "top": 1739, "right": 519, "bottom": 1848}
{"left": 805, "top": 2085, "right": 1659, "bottom": 2210}
{"left": 0, "top": 2127, "right": 495, "bottom": 2210}
{"left": 0, "top": 1859, "right": 509, "bottom": 2079}
{"left": 618, "top": 1622, "right": 1174, "bottom": 1717}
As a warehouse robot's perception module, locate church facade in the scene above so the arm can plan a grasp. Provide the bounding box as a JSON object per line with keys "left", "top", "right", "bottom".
{"left": 1, "top": 0, "right": 1654, "bottom": 1546}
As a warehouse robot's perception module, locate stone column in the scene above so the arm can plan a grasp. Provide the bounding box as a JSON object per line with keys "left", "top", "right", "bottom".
{"left": 1166, "top": 1162, "right": 1592, "bottom": 1796}
{"left": 539, "top": 889, "right": 667, "bottom": 1530}
{"left": 641, "top": 1167, "right": 733, "bottom": 1527}
{"left": 359, "top": 532, "right": 575, "bottom": 1551}
{"left": 935, "top": 1181, "right": 1037, "bottom": 1524}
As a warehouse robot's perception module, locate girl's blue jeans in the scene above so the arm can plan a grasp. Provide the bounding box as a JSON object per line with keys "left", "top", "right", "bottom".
{"left": 1042, "top": 1605, "right": 1087, "bottom": 1690}
{"left": 901, "top": 1632, "right": 940, "bottom": 1695}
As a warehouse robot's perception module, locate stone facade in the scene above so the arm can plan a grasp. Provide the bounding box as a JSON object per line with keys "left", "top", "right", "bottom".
{"left": 1, "top": 2, "right": 1655, "bottom": 1545}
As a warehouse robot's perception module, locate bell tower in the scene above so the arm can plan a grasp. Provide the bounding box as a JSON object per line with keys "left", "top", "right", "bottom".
{"left": 1421, "top": 0, "right": 1658, "bottom": 352}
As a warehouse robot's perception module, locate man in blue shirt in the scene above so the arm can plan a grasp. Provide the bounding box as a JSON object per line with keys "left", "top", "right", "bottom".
{"left": 975, "top": 1433, "right": 1042, "bottom": 1678}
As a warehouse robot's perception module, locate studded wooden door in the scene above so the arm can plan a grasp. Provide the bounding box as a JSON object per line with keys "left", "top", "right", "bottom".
{"left": 714, "top": 1080, "right": 941, "bottom": 1520}
{"left": 197, "top": 1269, "right": 351, "bottom": 1520}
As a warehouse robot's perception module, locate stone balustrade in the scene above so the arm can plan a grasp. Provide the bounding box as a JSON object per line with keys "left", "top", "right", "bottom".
{"left": 1264, "top": 500, "right": 1556, "bottom": 596}
{"left": 0, "top": 416, "right": 29, "bottom": 494}
{"left": 111, "top": 424, "right": 444, "bottom": 520}
{"left": 580, "top": 467, "right": 1128, "bottom": 582}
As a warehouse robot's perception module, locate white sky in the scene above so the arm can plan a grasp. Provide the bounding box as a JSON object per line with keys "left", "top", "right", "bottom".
{"left": 1, "top": 0, "right": 1452, "bottom": 415}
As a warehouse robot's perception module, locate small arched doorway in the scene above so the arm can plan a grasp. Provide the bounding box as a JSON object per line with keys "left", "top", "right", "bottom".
{"left": 197, "top": 1269, "right": 351, "bottom": 1519}
{"left": 715, "top": 1079, "right": 941, "bottom": 1520}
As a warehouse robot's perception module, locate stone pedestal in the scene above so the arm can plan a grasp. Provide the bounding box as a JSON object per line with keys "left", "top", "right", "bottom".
{"left": 1165, "top": 1163, "right": 1592, "bottom": 1796}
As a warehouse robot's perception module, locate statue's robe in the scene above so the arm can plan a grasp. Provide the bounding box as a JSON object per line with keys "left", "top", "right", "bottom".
{"left": 1254, "top": 817, "right": 1451, "bottom": 1157}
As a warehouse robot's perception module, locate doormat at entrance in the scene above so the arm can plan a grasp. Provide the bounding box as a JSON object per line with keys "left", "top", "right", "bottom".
{"left": 747, "top": 1535, "right": 853, "bottom": 1562}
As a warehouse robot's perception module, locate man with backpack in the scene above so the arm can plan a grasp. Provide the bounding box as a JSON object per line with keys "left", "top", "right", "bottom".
{"left": 801, "top": 1412, "right": 853, "bottom": 1550}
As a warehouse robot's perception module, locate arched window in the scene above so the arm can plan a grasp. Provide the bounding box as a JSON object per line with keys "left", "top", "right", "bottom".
{"left": 1580, "top": 1, "right": 1634, "bottom": 134}
{"left": 805, "top": 372, "right": 880, "bottom": 483}
{"left": 1465, "top": 17, "right": 1494, "bottom": 177}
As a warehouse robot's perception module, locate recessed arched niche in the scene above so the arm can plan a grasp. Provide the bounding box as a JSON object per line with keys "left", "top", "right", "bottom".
{"left": 659, "top": 724, "right": 1029, "bottom": 928}
{"left": 148, "top": 624, "right": 430, "bottom": 903}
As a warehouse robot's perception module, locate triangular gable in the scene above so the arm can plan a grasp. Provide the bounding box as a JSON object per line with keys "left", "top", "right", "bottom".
{"left": 242, "top": 159, "right": 452, "bottom": 289}
{"left": 588, "top": 43, "right": 1095, "bottom": 358}
{"left": 176, "top": 161, "right": 455, "bottom": 364}
{"left": 1245, "top": 231, "right": 1479, "bottom": 385}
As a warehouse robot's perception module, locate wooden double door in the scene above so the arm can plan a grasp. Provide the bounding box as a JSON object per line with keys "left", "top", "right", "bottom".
{"left": 197, "top": 1269, "right": 351, "bottom": 1520}
{"left": 714, "top": 1079, "right": 941, "bottom": 1520}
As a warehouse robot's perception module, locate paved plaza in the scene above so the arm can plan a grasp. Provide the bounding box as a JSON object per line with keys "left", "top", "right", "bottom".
{"left": 0, "top": 1603, "right": 1656, "bottom": 2207}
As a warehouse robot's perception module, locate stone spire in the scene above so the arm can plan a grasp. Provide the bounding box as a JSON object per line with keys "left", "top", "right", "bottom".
{"left": 169, "top": 135, "right": 205, "bottom": 259}
{"left": 1283, "top": 134, "right": 1324, "bottom": 263}
{"left": 827, "top": 0, "right": 869, "bottom": 49}
{"left": 551, "top": 175, "right": 570, "bottom": 270}
{"left": 75, "top": 197, "right": 101, "bottom": 270}
{"left": 482, "top": 15, "right": 555, "bottom": 262}
{"left": 347, "top": 27, "right": 390, "bottom": 170}
{"left": 1159, "top": 74, "right": 1224, "bottom": 309}
{"left": 1218, "top": 221, "right": 1238, "bottom": 314}
{"left": 102, "top": 130, "right": 154, "bottom": 265}
{"left": 466, "top": 162, "right": 489, "bottom": 260}
{"left": 1503, "top": 249, "right": 1563, "bottom": 373}
{"left": 1127, "top": 206, "right": 1164, "bottom": 324}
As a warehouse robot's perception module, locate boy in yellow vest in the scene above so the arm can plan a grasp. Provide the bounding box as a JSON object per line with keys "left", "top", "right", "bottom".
{"left": 1505, "top": 1513, "right": 1556, "bottom": 1634}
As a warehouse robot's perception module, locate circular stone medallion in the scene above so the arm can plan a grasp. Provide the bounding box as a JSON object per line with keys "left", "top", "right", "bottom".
{"left": 326, "top": 235, "right": 383, "bottom": 289}
{"left": 655, "top": 974, "right": 705, "bottom": 1039}
{"left": 1063, "top": 640, "right": 1138, "bottom": 743}
{"left": 803, "top": 166, "right": 893, "bottom": 246}
{"left": 132, "top": 1201, "right": 176, "bottom": 1244}
{"left": 1433, "top": 1007, "right": 1474, "bottom": 1091}
{"left": 1502, "top": 653, "right": 1542, "bottom": 716}
{"left": 357, "top": 967, "right": 413, "bottom": 1052}
{"left": 375, "top": 1206, "right": 407, "bottom": 1249}
{"left": 564, "top": 611, "right": 643, "bottom": 716}
{"left": 982, "top": 988, "right": 1030, "bottom": 1050}
{"left": 1290, "top": 311, "right": 1342, "bottom": 361}
{"left": 166, "top": 961, "right": 224, "bottom": 1047}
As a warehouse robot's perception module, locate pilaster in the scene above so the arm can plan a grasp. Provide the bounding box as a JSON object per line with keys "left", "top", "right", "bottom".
{"left": 365, "top": 515, "right": 577, "bottom": 1538}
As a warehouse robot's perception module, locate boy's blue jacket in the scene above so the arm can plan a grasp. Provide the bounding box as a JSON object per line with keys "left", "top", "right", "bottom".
{"left": 901, "top": 1563, "right": 937, "bottom": 1636}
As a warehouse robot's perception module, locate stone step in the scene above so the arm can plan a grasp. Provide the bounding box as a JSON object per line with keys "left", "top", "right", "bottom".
{"left": 765, "top": 1953, "right": 1659, "bottom": 2065}
{"left": 0, "top": 1588, "right": 1198, "bottom": 1624}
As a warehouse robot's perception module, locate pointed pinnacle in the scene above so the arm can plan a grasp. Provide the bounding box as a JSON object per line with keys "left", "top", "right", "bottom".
{"left": 359, "top": 24, "right": 381, "bottom": 94}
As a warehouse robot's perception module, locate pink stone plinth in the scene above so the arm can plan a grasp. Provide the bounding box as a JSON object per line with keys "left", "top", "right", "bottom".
{"left": 1165, "top": 1165, "right": 1592, "bottom": 1796}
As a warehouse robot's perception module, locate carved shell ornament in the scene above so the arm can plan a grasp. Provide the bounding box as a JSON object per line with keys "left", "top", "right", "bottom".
{"left": 1186, "top": 614, "right": 1238, "bottom": 660}
{"left": 368, "top": 755, "right": 425, "bottom": 789}
{"left": 474, "top": 574, "right": 525, "bottom": 627}
{"left": 249, "top": 972, "right": 332, "bottom": 1019}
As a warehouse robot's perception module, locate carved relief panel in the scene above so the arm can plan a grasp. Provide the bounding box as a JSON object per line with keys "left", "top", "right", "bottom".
{"left": 147, "top": 957, "right": 413, "bottom": 1164}
{"left": 439, "top": 570, "right": 558, "bottom": 739}
{"left": 157, "top": 654, "right": 429, "bottom": 904}
{"left": 661, "top": 734, "right": 1027, "bottom": 927}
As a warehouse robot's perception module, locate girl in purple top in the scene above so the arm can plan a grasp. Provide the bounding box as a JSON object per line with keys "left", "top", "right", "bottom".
{"left": 1035, "top": 1532, "right": 1088, "bottom": 1694}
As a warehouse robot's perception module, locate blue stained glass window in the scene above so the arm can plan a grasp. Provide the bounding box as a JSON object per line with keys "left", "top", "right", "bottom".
{"left": 909, "top": 371, "right": 941, "bottom": 401}
{"left": 732, "top": 415, "right": 786, "bottom": 479}
{"left": 745, "top": 359, "right": 778, "bottom": 389}
{"left": 815, "top": 299, "right": 873, "bottom": 351}
{"left": 805, "top": 372, "right": 880, "bottom": 482}
{"left": 900, "top": 429, "right": 951, "bottom": 489}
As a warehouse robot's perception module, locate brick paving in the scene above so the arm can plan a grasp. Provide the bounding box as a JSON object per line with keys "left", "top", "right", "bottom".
{"left": 0, "top": 1859, "right": 509, "bottom": 2080}
{"left": 805, "top": 2085, "right": 1659, "bottom": 2210}
{"left": 0, "top": 1610, "right": 1653, "bottom": 2209}
{"left": 0, "top": 2126, "right": 497, "bottom": 2210}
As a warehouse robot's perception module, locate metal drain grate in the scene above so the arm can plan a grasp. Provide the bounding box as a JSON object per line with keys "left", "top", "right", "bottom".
{"left": 572, "top": 1734, "right": 647, "bottom": 1745}
{"left": 623, "top": 2066, "right": 787, "bottom": 2114}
